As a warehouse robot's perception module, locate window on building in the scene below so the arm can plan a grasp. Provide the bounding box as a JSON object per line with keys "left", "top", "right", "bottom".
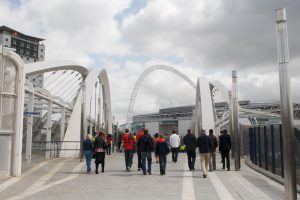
{"left": 5, "top": 38, "right": 8, "bottom": 42}
{"left": 27, "top": 57, "right": 29, "bottom": 61}
{"left": 41, "top": 49, "right": 43, "bottom": 52}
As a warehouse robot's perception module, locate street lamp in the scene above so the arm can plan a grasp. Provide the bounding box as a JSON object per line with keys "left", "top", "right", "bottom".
{"left": 275, "top": 8, "right": 296, "bottom": 200}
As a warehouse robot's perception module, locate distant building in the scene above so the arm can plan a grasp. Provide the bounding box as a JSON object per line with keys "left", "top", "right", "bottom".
{"left": 0, "top": 25, "right": 45, "bottom": 87}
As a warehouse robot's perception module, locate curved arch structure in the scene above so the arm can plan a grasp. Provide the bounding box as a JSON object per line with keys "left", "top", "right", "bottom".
{"left": 0, "top": 48, "right": 25, "bottom": 176}
{"left": 126, "top": 65, "right": 196, "bottom": 129}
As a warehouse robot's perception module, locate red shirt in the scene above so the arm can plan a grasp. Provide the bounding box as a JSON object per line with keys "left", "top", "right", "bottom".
{"left": 136, "top": 131, "right": 144, "bottom": 141}
{"left": 122, "top": 133, "right": 135, "bottom": 150}
{"left": 106, "top": 136, "right": 113, "bottom": 145}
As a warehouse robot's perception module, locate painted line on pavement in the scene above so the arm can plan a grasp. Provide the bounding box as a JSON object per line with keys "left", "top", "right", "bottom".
{"left": 0, "top": 161, "right": 49, "bottom": 193}
{"left": 181, "top": 156, "right": 196, "bottom": 200}
{"left": 232, "top": 172, "right": 273, "bottom": 200}
{"left": 7, "top": 161, "right": 83, "bottom": 200}
{"left": 208, "top": 172, "right": 235, "bottom": 200}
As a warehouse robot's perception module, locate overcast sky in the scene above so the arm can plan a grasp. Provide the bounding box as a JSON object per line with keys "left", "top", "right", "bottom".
{"left": 1, "top": 0, "right": 299, "bottom": 124}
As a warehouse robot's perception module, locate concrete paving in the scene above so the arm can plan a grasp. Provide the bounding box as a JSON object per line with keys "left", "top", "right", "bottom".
{"left": 0, "top": 152, "right": 299, "bottom": 200}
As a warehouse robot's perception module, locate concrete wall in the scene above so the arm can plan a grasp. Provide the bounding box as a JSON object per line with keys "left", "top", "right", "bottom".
{"left": 145, "top": 122, "right": 159, "bottom": 135}
{"left": 178, "top": 119, "right": 191, "bottom": 137}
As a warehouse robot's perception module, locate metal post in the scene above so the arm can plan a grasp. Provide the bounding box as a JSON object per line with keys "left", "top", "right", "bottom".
{"left": 264, "top": 126, "right": 268, "bottom": 170}
{"left": 45, "top": 100, "right": 52, "bottom": 160}
{"left": 94, "top": 82, "right": 97, "bottom": 131}
{"left": 25, "top": 90, "right": 34, "bottom": 164}
{"left": 229, "top": 90, "right": 234, "bottom": 158}
{"left": 97, "top": 97, "right": 101, "bottom": 130}
{"left": 60, "top": 107, "right": 66, "bottom": 145}
{"left": 80, "top": 81, "right": 86, "bottom": 161}
{"left": 232, "top": 70, "right": 240, "bottom": 170}
{"left": 276, "top": 8, "right": 296, "bottom": 200}
{"left": 89, "top": 97, "right": 92, "bottom": 134}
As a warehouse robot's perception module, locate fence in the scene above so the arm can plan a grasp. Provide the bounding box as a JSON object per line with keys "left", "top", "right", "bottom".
{"left": 246, "top": 124, "right": 300, "bottom": 185}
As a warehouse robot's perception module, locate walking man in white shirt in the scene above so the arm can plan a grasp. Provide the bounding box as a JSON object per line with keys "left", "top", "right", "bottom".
{"left": 169, "top": 130, "right": 180, "bottom": 163}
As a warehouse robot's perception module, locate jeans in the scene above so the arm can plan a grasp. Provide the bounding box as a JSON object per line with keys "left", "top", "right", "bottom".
{"left": 141, "top": 151, "right": 152, "bottom": 174}
{"left": 171, "top": 147, "right": 179, "bottom": 162}
{"left": 209, "top": 151, "right": 216, "bottom": 171}
{"left": 137, "top": 150, "right": 142, "bottom": 169}
{"left": 159, "top": 155, "right": 167, "bottom": 175}
{"left": 107, "top": 144, "right": 112, "bottom": 155}
{"left": 186, "top": 149, "right": 196, "bottom": 170}
{"left": 200, "top": 153, "right": 210, "bottom": 176}
{"left": 84, "top": 150, "right": 93, "bottom": 173}
{"left": 124, "top": 149, "right": 134, "bottom": 169}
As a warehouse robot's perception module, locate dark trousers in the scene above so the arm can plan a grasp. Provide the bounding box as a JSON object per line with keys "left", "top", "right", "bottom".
{"left": 221, "top": 150, "right": 230, "bottom": 170}
{"left": 106, "top": 144, "right": 112, "bottom": 155}
{"left": 137, "top": 150, "right": 142, "bottom": 169}
{"left": 124, "top": 149, "right": 134, "bottom": 169}
{"left": 95, "top": 153, "right": 105, "bottom": 173}
{"left": 141, "top": 151, "right": 152, "bottom": 174}
{"left": 171, "top": 147, "right": 179, "bottom": 162}
{"left": 186, "top": 149, "right": 196, "bottom": 170}
{"left": 159, "top": 155, "right": 167, "bottom": 175}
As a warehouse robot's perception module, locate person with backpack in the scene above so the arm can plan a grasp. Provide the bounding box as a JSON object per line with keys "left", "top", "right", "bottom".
{"left": 122, "top": 129, "right": 135, "bottom": 172}
{"left": 155, "top": 134, "right": 169, "bottom": 175}
{"left": 137, "top": 129, "right": 154, "bottom": 175}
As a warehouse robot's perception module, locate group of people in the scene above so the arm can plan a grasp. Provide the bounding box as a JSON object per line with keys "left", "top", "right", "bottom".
{"left": 82, "top": 128, "right": 232, "bottom": 178}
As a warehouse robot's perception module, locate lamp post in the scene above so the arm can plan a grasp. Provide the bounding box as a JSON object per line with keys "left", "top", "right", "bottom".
{"left": 232, "top": 71, "right": 240, "bottom": 170}
{"left": 275, "top": 8, "right": 296, "bottom": 200}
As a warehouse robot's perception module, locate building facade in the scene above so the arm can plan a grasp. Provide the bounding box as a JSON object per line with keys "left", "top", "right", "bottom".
{"left": 0, "top": 25, "right": 45, "bottom": 87}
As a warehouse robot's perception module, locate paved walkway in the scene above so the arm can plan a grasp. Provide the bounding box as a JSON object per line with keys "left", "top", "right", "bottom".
{"left": 0, "top": 152, "right": 299, "bottom": 200}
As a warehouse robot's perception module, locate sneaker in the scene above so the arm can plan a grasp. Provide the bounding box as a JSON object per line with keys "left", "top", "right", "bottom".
{"left": 138, "top": 168, "right": 141, "bottom": 171}
{"left": 203, "top": 174, "right": 207, "bottom": 178}
{"left": 148, "top": 172, "right": 152, "bottom": 175}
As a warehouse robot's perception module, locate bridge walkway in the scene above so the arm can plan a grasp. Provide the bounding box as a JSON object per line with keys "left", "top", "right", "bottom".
{"left": 0, "top": 152, "right": 299, "bottom": 200}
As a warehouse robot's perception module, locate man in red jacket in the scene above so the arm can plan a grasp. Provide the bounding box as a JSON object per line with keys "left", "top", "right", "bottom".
{"left": 122, "top": 129, "right": 135, "bottom": 172}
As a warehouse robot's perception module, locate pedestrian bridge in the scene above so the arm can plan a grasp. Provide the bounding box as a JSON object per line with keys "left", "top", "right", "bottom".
{"left": 1, "top": 47, "right": 300, "bottom": 199}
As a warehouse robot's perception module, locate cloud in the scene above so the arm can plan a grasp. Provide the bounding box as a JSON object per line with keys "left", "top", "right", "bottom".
{"left": 1, "top": 0, "right": 299, "bottom": 124}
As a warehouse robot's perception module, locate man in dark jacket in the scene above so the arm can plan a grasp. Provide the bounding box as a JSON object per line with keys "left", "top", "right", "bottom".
{"left": 196, "top": 129, "right": 212, "bottom": 178}
{"left": 219, "top": 129, "right": 231, "bottom": 171}
{"left": 137, "top": 129, "right": 154, "bottom": 175}
{"left": 183, "top": 129, "right": 197, "bottom": 171}
{"left": 208, "top": 129, "right": 218, "bottom": 171}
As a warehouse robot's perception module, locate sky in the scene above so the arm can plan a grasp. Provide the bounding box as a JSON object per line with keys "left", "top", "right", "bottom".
{"left": 1, "top": 0, "right": 299, "bottom": 124}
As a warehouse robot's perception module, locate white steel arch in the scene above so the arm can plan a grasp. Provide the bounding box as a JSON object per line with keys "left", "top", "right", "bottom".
{"left": 126, "top": 65, "right": 196, "bottom": 129}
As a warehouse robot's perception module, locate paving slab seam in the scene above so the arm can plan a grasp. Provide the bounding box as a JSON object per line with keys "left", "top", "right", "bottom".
{"left": 6, "top": 161, "right": 83, "bottom": 200}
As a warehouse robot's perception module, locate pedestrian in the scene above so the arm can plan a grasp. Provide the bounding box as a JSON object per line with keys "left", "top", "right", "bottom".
{"left": 136, "top": 128, "right": 144, "bottom": 171}
{"left": 155, "top": 134, "right": 169, "bottom": 175}
{"left": 153, "top": 133, "right": 159, "bottom": 163}
{"left": 169, "top": 130, "right": 180, "bottom": 163}
{"left": 106, "top": 134, "right": 113, "bottom": 155}
{"left": 137, "top": 129, "right": 154, "bottom": 175}
{"left": 219, "top": 129, "right": 231, "bottom": 171}
{"left": 196, "top": 129, "right": 212, "bottom": 178}
{"left": 83, "top": 134, "right": 93, "bottom": 174}
{"left": 93, "top": 131, "right": 107, "bottom": 174}
{"left": 122, "top": 129, "right": 135, "bottom": 172}
{"left": 208, "top": 129, "right": 218, "bottom": 171}
{"left": 183, "top": 129, "right": 197, "bottom": 171}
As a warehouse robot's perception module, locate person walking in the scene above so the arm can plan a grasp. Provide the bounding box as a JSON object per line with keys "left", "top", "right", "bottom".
{"left": 169, "top": 130, "right": 180, "bottom": 163}
{"left": 83, "top": 134, "right": 93, "bottom": 174}
{"left": 122, "top": 129, "right": 135, "bottom": 172}
{"left": 196, "top": 129, "right": 212, "bottom": 178}
{"left": 219, "top": 129, "right": 231, "bottom": 171}
{"left": 106, "top": 134, "right": 113, "bottom": 155}
{"left": 136, "top": 128, "right": 144, "bottom": 171}
{"left": 137, "top": 129, "right": 154, "bottom": 175}
{"left": 94, "top": 131, "right": 107, "bottom": 174}
{"left": 208, "top": 129, "right": 218, "bottom": 171}
{"left": 183, "top": 129, "right": 197, "bottom": 171}
{"left": 155, "top": 134, "right": 169, "bottom": 175}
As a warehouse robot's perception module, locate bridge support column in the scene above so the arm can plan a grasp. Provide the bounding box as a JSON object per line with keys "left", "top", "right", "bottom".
{"left": 232, "top": 71, "right": 240, "bottom": 170}
{"left": 25, "top": 89, "right": 34, "bottom": 164}
{"left": 45, "top": 100, "right": 53, "bottom": 160}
